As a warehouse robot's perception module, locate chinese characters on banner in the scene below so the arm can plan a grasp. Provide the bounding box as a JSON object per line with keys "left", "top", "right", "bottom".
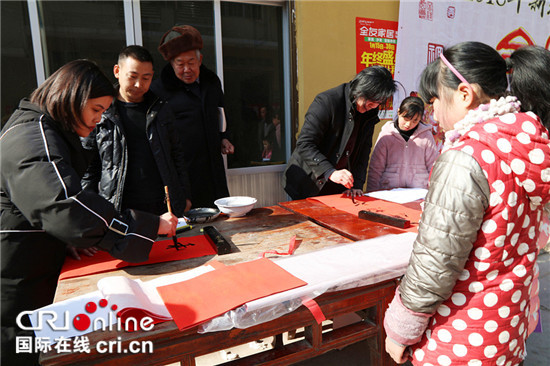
{"left": 356, "top": 17, "right": 398, "bottom": 118}
{"left": 356, "top": 17, "right": 398, "bottom": 74}
{"left": 395, "top": 0, "right": 550, "bottom": 150}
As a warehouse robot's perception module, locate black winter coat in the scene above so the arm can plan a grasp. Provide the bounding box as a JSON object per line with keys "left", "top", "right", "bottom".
{"left": 0, "top": 100, "right": 158, "bottom": 364}
{"left": 151, "top": 64, "right": 229, "bottom": 208}
{"left": 81, "top": 91, "right": 190, "bottom": 217}
{"left": 283, "top": 83, "right": 381, "bottom": 200}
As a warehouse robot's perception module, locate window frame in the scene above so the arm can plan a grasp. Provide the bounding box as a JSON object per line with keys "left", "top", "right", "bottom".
{"left": 25, "top": 0, "right": 291, "bottom": 174}
{"left": 218, "top": 0, "right": 291, "bottom": 174}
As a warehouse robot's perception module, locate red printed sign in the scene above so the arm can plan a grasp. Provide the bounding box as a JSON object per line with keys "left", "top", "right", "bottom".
{"left": 356, "top": 17, "right": 398, "bottom": 75}
{"left": 356, "top": 17, "right": 398, "bottom": 118}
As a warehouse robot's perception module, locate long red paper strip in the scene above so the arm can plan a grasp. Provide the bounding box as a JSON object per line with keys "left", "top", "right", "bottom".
{"left": 59, "top": 234, "right": 217, "bottom": 280}
{"left": 310, "top": 194, "right": 422, "bottom": 232}
{"left": 301, "top": 297, "right": 326, "bottom": 324}
{"left": 157, "top": 258, "right": 307, "bottom": 331}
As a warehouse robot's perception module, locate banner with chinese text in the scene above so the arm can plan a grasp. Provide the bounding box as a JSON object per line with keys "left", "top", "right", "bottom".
{"left": 394, "top": 0, "right": 550, "bottom": 148}
{"left": 356, "top": 17, "right": 398, "bottom": 118}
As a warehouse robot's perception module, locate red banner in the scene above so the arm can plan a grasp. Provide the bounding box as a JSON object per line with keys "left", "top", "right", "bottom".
{"left": 356, "top": 17, "right": 399, "bottom": 118}
{"left": 356, "top": 17, "right": 398, "bottom": 75}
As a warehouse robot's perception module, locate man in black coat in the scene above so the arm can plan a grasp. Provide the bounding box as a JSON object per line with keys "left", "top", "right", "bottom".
{"left": 283, "top": 66, "right": 397, "bottom": 200}
{"left": 82, "top": 45, "right": 191, "bottom": 217}
{"left": 151, "top": 25, "right": 234, "bottom": 208}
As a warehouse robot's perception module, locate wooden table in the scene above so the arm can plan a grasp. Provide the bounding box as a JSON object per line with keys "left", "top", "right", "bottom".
{"left": 40, "top": 205, "right": 400, "bottom": 366}
{"left": 279, "top": 199, "right": 410, "bottom": 241}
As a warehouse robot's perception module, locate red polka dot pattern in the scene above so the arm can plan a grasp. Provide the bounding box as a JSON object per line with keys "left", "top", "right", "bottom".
{"left": 411, "top": 112, "right": 550, "bottom": 365}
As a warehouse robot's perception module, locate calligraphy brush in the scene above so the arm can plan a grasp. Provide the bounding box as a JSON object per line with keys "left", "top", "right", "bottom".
{"left": 346, "top": 151, "right": 356, "bottom": 204}
{"left": 164, "top": 186, "right": 180, "bottom": 248}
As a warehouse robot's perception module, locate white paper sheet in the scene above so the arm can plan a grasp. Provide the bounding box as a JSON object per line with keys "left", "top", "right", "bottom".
{"left": 246, "top": 232, "right": 416, "bottom": 311}
{"left": 96, "top": 277, "right": 171, "bottom": 320}
{"left": 30, "top": 232, "right": 418, "bottom": 340}
{"left": 199, "top": 232, "right": 417, "bottom": 332}
{"left": 366, "top": 188, "right": 428, "bottom": 204}
{"left": 30, "top": 265, "right": 216, "bottom": 343}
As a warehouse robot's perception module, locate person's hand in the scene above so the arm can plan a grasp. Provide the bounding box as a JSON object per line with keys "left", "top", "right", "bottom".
{"left": 344, "top": 188, "right": 364, "bottom": 198}
{"left": 67, "top": 246, "right": 99, "bottom": 260}
{"left": 158, "top": 212, "right": 178, "bottom": 237}
{"left": 221, "top": 138, "right": 235, "bottom": 154}
{"left": 329, "top": 169, "right": 354, "bottom": 189}
{"left": 385, "top": 337, "right": 409, "bottom": 364}
{"left": 185, "top": 199, "right": 192, "bottom": 212}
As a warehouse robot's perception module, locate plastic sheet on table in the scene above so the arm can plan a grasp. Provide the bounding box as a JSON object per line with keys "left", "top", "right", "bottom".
{"left": 198, "top": 232, "right": 417, "bottom": 333}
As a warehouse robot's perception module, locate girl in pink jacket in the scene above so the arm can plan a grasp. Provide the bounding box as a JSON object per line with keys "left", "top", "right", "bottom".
{"left": 366, "top": 96, "right": 439, "bottom": 192}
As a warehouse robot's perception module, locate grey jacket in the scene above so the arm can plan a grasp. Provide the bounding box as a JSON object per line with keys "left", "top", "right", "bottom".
{"left": 385, "top": 110, "right": 550, "bottom": 364}
{"left": 399, "top": 150, "right": 490, "bottom": 313}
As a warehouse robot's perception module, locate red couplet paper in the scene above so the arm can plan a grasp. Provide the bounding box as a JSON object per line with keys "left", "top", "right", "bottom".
{"left": 310, "top": 194, "right": 422, "bottom": 232}
{"left": 111, "top": 261, "right": 227, "bottom": 332}
{"left": 117, "top": 307, "right": 172, "bottom": 332}
{"left": 157, "top": 258, "right": 307, "bottom": 331}
{"left": 59, "top": 234, "right": 217, "bottom": 280}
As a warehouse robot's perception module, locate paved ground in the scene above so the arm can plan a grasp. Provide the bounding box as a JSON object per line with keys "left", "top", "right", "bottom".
{"left": 194, "top": 251, "right": 550, "bottom": 365}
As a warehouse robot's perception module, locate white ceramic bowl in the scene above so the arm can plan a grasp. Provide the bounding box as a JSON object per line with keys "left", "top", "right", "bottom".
{"left": 214, "top": 196, "right": 257, "bottom": 217}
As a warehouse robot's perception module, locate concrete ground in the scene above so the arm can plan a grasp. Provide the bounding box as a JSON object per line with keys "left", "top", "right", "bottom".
{"left": 188, "top": 251, "right": 550, "bottom": 366}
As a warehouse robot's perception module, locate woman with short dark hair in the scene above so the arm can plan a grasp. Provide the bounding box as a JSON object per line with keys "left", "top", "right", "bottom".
{"left": 283, "top": 65, "right": 397, "bottom": 200}
{"left": 0, "top": 59, "right": 178, "bottom": 365}
{"left": 29, "top": 59, "right": 118, "bottom": 133}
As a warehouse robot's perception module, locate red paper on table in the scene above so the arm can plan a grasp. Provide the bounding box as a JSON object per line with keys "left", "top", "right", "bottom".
{"left": 310, "top": 194, "right": 422, "bottom": 232}
{"left": 59, "top": 234, "right": 217, "bottom": 280}
{"left": 157, "top": 258, "right": 307, "bottom": 331}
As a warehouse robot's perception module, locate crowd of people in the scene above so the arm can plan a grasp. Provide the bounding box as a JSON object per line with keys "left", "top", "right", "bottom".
{"left": 1, "top": 19, "right": 550, "bottom": 366}
{"left": 0, "top": 25, "right": 232, "bottom": 365}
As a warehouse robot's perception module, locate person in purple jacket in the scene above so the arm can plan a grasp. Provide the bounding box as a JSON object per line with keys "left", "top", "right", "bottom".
{"left": 366, "top": 96, "right": 439, "bottom": 192}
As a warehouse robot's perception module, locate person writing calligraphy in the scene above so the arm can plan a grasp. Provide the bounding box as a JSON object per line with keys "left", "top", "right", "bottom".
{"left": 0, "top": 60, "right": 178, "bottom": 365}
{"left": 283, "top": 66, "right": 397, "bottom": 200}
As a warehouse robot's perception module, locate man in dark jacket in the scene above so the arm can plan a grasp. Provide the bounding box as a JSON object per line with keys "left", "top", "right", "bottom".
{"left": 151, "top": 25, "right": 234, "bottom": 208}
{"left": 283, "top": 66, "right": 397, "bottom": 200}
{"left": 82, "top": 45, "right": 191, "bottom": 216}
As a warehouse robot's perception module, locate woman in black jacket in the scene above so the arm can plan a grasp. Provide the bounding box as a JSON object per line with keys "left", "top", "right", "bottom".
{"left": 283, "top": 66, "right": 397, "bottom": 200}
{"left": 0, "top": 60, "right": 177, "bottom": 365}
